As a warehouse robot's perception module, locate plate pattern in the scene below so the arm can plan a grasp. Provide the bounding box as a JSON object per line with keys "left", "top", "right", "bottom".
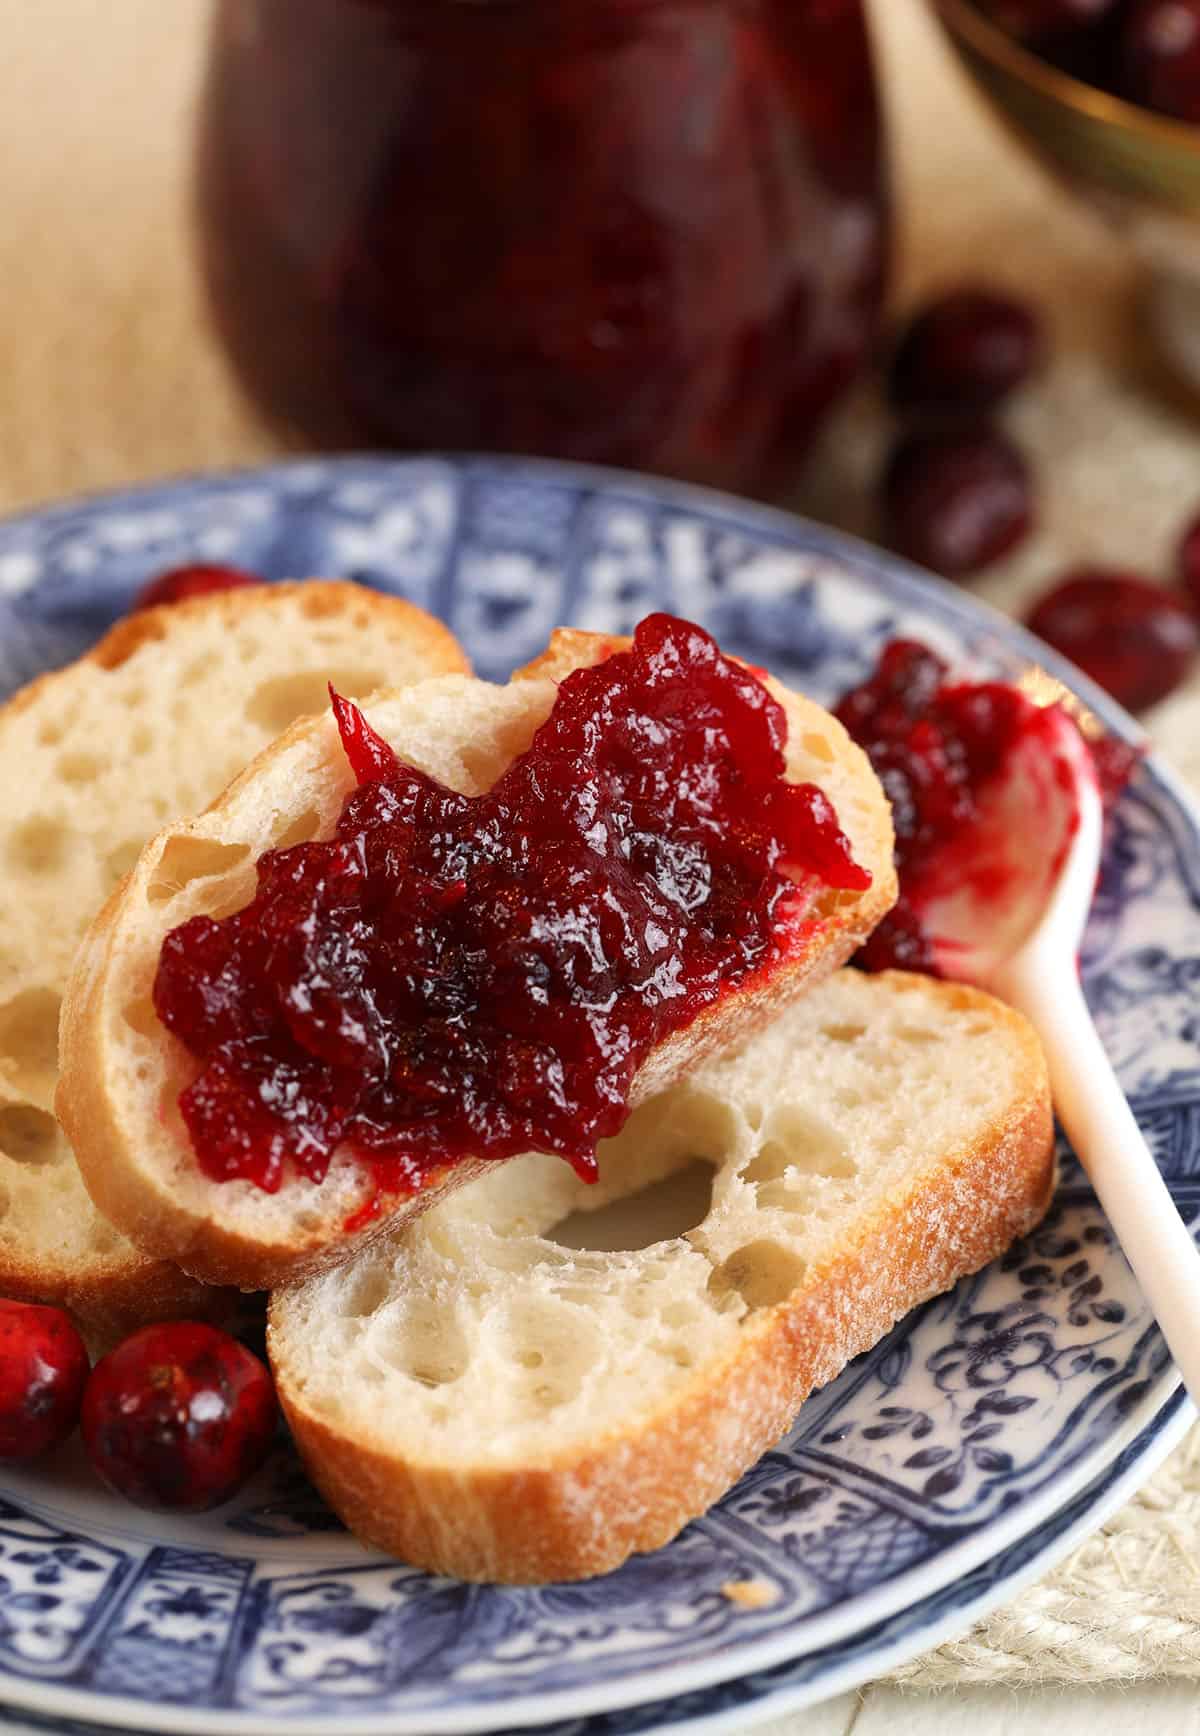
{"left": 0, "top": 457, "right": 1193, "bottom": 1732}
{"left": 0, "top": 1395, "right": 1189, "bottom": 1736}
{"left": 0, "top": 1188, "right": 1176, "bottom": 1725}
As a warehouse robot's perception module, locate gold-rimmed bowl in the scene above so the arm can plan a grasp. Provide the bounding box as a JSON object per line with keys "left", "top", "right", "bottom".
{"left": 933, "top": 0, "right": 1200, "bottom": 387}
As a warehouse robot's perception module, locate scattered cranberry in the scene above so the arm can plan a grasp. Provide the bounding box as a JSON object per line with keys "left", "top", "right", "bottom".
{"left": 1121, "top": 0, "right": 1200, "bottom": 122}
{"left": 0, "top": 1301, "right": 88, "bottom": 1460}
{"left": 82, "top": 1322, "right": 277, "bottom": 1511}
{"left": 133, "top": 564, "right": 264, "bottom": 611}
{"left": 1026, "top": 569, "right": 1199, "bottom": 712}
{"left": 889, "top": 289, "right": 1043, "bottom": 416}
{"left": 1177, "top": 512, "right": 1200, "bottom": 608}
{"left": 881, "top": 427, "right": 1034, "bottom": 578}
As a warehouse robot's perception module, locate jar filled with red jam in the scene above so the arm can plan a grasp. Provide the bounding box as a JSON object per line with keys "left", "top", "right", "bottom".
{"left": 196, "top": 0, "right": 889, "bottom": 492}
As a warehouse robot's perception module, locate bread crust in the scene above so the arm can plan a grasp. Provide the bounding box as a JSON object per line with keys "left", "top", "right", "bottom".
{"left": 0, "top": 1243, "right": 236, "bottom": 1353}
{"left": 1, "top": 580, "right": 469, "bottom": 1338}
{"left": 57, "top": 633, "right": 895, "bottom": 1292}
{"left": 270, "top": 977, "right": 1054, "bottom": 1582}
{"left": 6, "top": 578, "right": 468, "bottom": 707}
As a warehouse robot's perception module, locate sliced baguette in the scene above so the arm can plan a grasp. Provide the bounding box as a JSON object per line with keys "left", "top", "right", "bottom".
{"left": 57, "top": 629, "right": 896, "bottom": 1294}
{"left": 0, "top": 580, "right": 468, "bottom": 1341}
{"left": 269, "top": 968, "right": 1055, "bottom": 1583}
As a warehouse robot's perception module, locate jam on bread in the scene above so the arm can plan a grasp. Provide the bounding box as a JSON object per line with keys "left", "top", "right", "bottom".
{"left": 153, "top": 614, "right": 869, "bottom": 1195}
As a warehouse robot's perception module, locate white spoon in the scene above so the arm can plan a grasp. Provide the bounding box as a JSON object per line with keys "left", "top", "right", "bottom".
{"left": 920, "top": 689, "right": 1200, "bottom": 1403}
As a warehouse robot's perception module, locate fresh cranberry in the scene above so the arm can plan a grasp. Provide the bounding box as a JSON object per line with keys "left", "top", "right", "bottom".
{"left": 881, "top": 427, "right": 1034, "bottom": 578}
{"left": 133, "top": 565, "right": 264, "bottom": 611}
{"left": 888, "top": 288, "right": 1043, "bottom": 415}
{"left": 1121, "top": 0, "right": 1200, "bottom": 121}
{"left": 82, "top": 1323, "right": 277, "bottom": 1512}
{"left": 1026, "top": 569, "right": 1199, "bottom": 712}
{"left": 153, "top": 615, "right": 870, "bottom": 1195}
{"left": 1177, "top": 511, "right": 1200, "bottom": 607}
{"left": 0, "top": 1301, "right": 88, "bottom": 1460}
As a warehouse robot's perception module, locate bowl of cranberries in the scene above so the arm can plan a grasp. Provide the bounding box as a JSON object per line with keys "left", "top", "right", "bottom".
{"left": 935, "top": 0, "right": 1200, "bottom": 390}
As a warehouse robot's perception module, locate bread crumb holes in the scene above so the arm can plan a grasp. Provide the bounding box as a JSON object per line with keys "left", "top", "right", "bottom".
{"left": 246, "top": 669, "right": 383, "bottom": 734}
{"left": 106, "top": 839, "right": 144, "bottom": 885}
{"left": 0, "top": 1105, "right": 62, "bottom": 1166}
{"left": 707, "top": 1240, "right": 805, "bottom": 1312}
{"left": 801, "top": 731, "right": 836, "bottom": 764}
{"left": 743, "top": 1105, "right": 856, "bottom": 1190}
{"left": 9, "top": 818, "right": 68, "bottom": 876}
{"left": 57, "top": 752, "right": 102, "bottom": 786}
{"left": 147, "top": 837, "right": 251, "bottom": 906}
{"left": 0, "top": 987, "right": 61, "bottom": 1103}
{"left": 273, "top": 809, "right": 322, "bottom": 850}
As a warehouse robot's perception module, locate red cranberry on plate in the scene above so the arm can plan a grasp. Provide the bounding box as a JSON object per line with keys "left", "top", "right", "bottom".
{"left": 1026, "top": 568, "right": 1199, "bottom": 712}
{"left": 1121, "top": 0, "right": 1200, "bottom": 122}
{"left": 889, "top": 289, "right": 1044, "bottom": 416}
{"left": 0, "top": 1300, "right": 89, "bottom": 1460}
{"left": 82, "top": 1322, "right": 278, "bottom": 1511}
{"left": 1177, "top": 511, "right": 1200, "bottom": 606}
{"left": 880, "top": 427, "right": 1034, "bottom": 578}
{"left": 133, "top": 564, "right": 264, "bottom": 611}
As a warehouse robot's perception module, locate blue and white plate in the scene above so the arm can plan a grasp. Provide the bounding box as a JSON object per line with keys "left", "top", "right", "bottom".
{"left": 0, "top": 456, "right": 1195, "bottom": 1736}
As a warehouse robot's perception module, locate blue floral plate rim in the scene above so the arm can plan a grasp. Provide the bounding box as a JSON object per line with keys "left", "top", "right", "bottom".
{"left": 0, "top": 448, "right": 1149, "bottom": 726}
{"left": 0, "top": 453, "right": 1194, "bottom": 1736}
{"left": 0, "top": 1396, "right": 1189, "bottom": 1736}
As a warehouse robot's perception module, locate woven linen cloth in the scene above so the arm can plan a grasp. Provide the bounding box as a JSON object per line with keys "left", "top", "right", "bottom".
{"left": 2, "top": 0, "right": 1199, "bottom": 1690}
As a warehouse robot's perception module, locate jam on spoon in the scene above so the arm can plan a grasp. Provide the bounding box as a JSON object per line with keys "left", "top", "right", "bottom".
{"left": 840, "top": 634, "right": 1200, "bottom": 1409}
{"left": 153, "top": 614, "right": 869, "bottom": 1196}
{"left": 835, "top": 638, "right": 1139, "bottom": 973}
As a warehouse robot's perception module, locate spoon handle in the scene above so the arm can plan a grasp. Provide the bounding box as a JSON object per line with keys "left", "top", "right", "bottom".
{"left": 1002, "top": 954, "right": 1200, "bottom": 1406}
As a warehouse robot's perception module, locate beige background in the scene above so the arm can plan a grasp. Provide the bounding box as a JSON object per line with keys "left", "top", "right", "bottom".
{"left": 2, "top": 0, "right": 1200, "bottom": 1711}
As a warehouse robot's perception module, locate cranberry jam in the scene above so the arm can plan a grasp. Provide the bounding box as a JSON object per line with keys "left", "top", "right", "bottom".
{"left": 154, "top": 615, "right": 868, "bottom": 1194}
{"left": 196, "top": 0, "right": 888, "bottom": 491}
{"left": 835, "top": 639, "right": 1138, "bottom": 974}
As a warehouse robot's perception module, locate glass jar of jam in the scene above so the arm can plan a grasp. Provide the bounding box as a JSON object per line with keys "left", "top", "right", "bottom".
{"left": 196, "top": 0, "right": 889, "bottom": 493}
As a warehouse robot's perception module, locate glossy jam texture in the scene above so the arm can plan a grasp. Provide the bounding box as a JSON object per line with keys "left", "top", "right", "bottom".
{"left": 154, "top": 615, "right": 868, "bottom": 1194}
{"left": 835, "top": 639, "right": 1138, "bottom": 973}
{"left": 197, "top": 0, "right": 887, "bottom": 491}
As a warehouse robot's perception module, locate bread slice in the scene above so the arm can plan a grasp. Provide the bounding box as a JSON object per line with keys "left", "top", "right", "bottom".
{"left": 0, "top": 580, "right": 468, "bottom": 1341}
{"left": 268, "top": 969, "right": 1054, "bottom": 1584}
{"left": 57, "top": 629, "right": 896, "bottom": 1294}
